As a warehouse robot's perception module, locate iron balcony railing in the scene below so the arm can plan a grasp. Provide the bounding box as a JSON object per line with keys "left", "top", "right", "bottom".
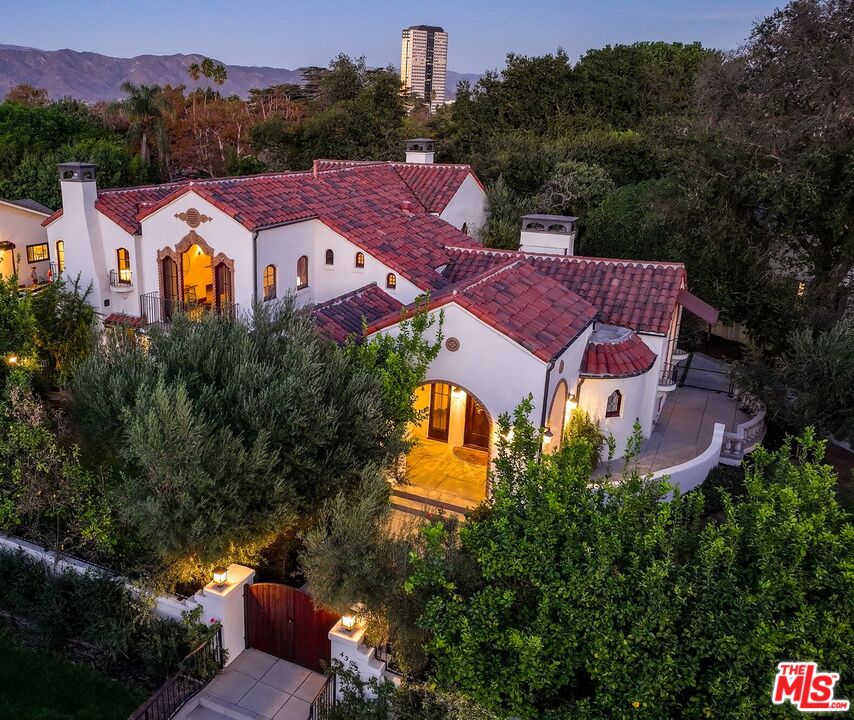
{"left": 128, "top": 626, "right": 224, "bottom": 720}
{"left": 309, "top": 674, "right": 337, "bottom": 720}
{"left": 139, "top": 291, "right": 239, "bottom": 328}
{"left": 110, "top": 268, "right": 133, "bottom": 287}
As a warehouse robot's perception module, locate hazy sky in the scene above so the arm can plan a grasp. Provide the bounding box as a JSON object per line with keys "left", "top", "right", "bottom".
{"left": 0, "top": 0, "right": 784, "bottom": 72}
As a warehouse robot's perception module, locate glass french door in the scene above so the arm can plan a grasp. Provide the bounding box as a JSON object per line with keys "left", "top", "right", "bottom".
{"left": 464, "top": 394, "right": 490, "bottom": 450}
{"left": 161, "top": 256, "right": 178, "bottom": 320}
{"left": 428, "top": 382, "right": 451, "bottom": 442}
{"left": 214, "top": 262, "right": 233, "bottom": 312}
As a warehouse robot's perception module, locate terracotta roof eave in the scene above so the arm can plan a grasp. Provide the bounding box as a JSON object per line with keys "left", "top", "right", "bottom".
{"left": 579, "top": 361, "right": 656, "bottom": 380}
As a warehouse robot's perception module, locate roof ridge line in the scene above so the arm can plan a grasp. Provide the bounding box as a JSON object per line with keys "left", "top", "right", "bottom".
{"left": 445, "top": 245, "right": 685, "bottom": 269}
{"left": 454, "top": 259, "right": 521, "bottom": 295}
{"left": 313, "top": 282, "right": 380, "bottom": 310}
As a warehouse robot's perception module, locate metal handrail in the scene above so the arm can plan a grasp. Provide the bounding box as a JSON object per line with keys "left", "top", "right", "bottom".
{"left": 110, "top": 268, "right": 133, "bottom": 287}
{"left": 308, "top": 674, "right": 337, "bottom": 720}
{"left": 128, "top": 626, "right": 224, "bottom": 720}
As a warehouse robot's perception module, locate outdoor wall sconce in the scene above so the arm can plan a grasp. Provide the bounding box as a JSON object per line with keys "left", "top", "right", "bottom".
{"left": 6, "top": 355, "right": 18, "bottom": 365}
{"left": 451, "top": 386, "right": 465, "bottom": 399}
{"left": 543, "top": 428, "right": 554, "bottom": 444}
{"left": 212, "top": 566, "right": 228, "bottom": 587}
{"left": 341, "top": 614, "right": 356, "bottom": 632}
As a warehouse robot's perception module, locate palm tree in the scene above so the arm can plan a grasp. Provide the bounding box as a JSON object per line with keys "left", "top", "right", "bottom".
{"left": 116, "top": 82, "right": 168, "bottom": 165}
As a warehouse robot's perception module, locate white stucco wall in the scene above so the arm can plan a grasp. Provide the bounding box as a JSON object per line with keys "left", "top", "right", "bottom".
{"left": 0, "top": 202, "right": 51, "bottom": 282}
{"left": 256, "top": 220, "right": 424, "bottom": 307}
{"left": 578, "top": 365, "right": 659, "bottom": 460}
{"left": 139, "top": 192, "right": 255, "bottom": 310}
{"left": 374, "top": 303, "right": 548, "bottom": 429}
{"left": 439, "top": 174, "right": 488, "bottom": 233}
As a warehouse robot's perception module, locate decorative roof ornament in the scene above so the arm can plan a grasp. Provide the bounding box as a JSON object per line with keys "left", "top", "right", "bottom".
{"left": 175, "top": 208, "right": 212, "bottom": 228}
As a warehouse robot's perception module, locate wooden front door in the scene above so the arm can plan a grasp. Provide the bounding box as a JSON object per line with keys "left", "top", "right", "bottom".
{"left": 463, "top": 394, "right": 490, "bottom": 450}
{"left": 244, "top": 583, "right": 340, "bottom": 673}
{"left": 428, "top": 382, "right": 451, "bottom": 442}
{"left": 161, "top": 256, "right": 179, "bottom": 320}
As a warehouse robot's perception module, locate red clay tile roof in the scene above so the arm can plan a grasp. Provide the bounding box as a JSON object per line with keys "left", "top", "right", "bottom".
{"left": 368, "top": 261, "right": 598, "bottom": 362}
{"left": 314, "top": 160, "right": 482, "bottom": 212}
{"left": 46, "top": 165, "right": 480, "bottom": 292}
{"left": 103, "top": 312, "right": 145, "bottom": 328}
{"left": 314, "top": 284, "right": 404, "bottom": 343}
{"left": 580, "top": 325, "right": 657, "bottom": 378}
{"left": 442, "top": 248, "right": 687, "bottom": 336}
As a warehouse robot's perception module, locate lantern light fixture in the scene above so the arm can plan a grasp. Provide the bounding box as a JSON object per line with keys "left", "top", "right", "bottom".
{"left": 212, "top": 566, "right": 228, "bottom": 588}
{"left": 543, "top": 428, "right": 554, "bottom": 444}
{"left": 341, "top": 614, "right": 356, "bottom": 632}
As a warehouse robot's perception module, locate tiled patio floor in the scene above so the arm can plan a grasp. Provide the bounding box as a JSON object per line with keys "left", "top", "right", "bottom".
{"left": 405, "top": 438, "right": 488, "bottom": 507}
{"left": 183, "top": 649, "right": 327, "bottom": 720}
{"left": 599, "top": 354, "right": 752, "bottom": 477}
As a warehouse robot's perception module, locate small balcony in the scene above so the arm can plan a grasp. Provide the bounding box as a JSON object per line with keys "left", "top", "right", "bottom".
{"left": 110, "top": 268, "right": 134, "bottom": 290}
{"left": 139, "top": 291, "right": 238, "bottom": 329}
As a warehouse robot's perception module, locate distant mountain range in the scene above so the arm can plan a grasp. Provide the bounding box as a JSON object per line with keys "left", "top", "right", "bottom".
{"left": 0, "top": 44, "right": 481, "bottom": 103}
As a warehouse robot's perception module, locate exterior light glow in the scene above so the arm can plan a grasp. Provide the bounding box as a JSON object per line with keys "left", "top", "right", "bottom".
{"left": 7, "top": 355, "right": 18, "bottom": 365}
{"left": 451, "top": 386, "right": 465, "bottom": 399}
{"left": 341, "top": 614, "right": 356, "bottom": 632}
{"left": 212, "top": 566, "right": 228, "bottom": 587}
{"left": 543, "top": 428, "right": 554, "bottom": 444}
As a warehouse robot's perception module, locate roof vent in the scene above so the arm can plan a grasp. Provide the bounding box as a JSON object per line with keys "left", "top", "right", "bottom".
{"left": 405, "top": 138, "right": 435, "bottom": 164}
{"left": 519, "top": 214, "right": 579, "bottom": 256}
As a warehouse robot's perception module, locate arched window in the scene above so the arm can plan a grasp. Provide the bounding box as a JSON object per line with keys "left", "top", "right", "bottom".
{"left": 297, "top": 255, "right": 309, "bottom": 289}
{"left": 386, "top": 273, "right": 397, "bottom": 289}
{"left": 55, "top": 240, "right": 65, "bottom": 274}
{"left": 325, "top": 249, "right": 334, "bottom": 265}
{"left": 355, "top": 252, "right": 365, "bottom": 268}
{"left": 263, "top": 264, "right": 277, "bottom": 300}
{"left": 606, "top": 390, "right": 622, "bottom": 418}
{"left": 116, "top": 247, "right": 131, "bottom": 284}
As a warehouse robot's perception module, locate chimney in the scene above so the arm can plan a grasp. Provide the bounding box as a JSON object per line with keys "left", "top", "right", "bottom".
{"left": 57, "top": 162, "right": 107, "bottom": 308}
{"left": 405, "top": 138, "right": 435, "bottom": 164}
{"left": 518, "top": 214, "right": 579, "bottom": 256}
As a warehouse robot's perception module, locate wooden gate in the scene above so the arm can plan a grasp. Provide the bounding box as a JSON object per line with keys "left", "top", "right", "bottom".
{"left": 244, "top": 583, "right": 340, "bottom": 673}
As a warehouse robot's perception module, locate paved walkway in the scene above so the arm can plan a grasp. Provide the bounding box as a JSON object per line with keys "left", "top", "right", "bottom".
{"left": 601, "top": 354, "right": 751, "bottom": 477}
{"left": 181, "top": 649, "right": 327, "bottom": 720}
{"left": 405, "top": 438, "right": 488, "bottom": 507}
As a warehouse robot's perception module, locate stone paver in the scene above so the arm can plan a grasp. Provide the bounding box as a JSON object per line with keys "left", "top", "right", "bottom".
{"left": 182, "top": 650, "right": 327, "bottom": 720}
{"left": 405, "top": 438, "right": 488, "bottom": 507}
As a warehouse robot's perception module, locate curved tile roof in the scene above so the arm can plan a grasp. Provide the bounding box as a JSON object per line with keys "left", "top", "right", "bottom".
{"left": 580, "top": 325, "right": 657, "bottom": 378}
{"left": 314, "top": 284, "right": 403, "bottom": 343}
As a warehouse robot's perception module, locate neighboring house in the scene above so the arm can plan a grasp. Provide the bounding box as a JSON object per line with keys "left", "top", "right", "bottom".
{"left": 43, "top": 140, "right": 718, "bottom": 502}
{"left": 0, "top": 197, "right": 55, "bottom": 288}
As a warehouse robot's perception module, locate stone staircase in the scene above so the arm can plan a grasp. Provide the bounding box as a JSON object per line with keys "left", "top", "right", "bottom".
{"left": 390, "top": 487, "right": 470, "bottom": 521}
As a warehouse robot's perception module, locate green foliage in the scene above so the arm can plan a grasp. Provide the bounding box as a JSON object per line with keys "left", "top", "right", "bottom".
{"left": 562, "top": 408, "right": 605, "bottom": 472}
{"left": 69, "top": 297, "right": 439, "bottom": 580}
{"left": 478, "top": 176, "right": 530, "bottom": 250}
{"left": 0, "top": 274, "right": 35, "bottom": 362}
{"left": 30, "top": 274, "right": 96, "bottom": 378}
{"left": 0, "top": 630, "right": 146, "bottom": 720}
{"left": 736, "top": 316, "right": 854, "bottom": 445}
{"left": 533, "top": 159, "right": 615, "bottom": 218}
{"left": 406, "top": 406, "right": 853, "bottom": 718}
{"left": 0, "top": 371, "right": 118, "bottom": 556}
{"left": 0, "top": 549, "right": 206, "bottom": 688}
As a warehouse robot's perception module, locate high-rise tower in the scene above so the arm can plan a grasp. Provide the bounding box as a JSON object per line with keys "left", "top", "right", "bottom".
{"left": 400, "top": 25, "right": 448, "bottom": 112}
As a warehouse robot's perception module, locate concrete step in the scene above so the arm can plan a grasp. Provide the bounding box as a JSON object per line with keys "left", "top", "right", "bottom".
{"left": 390, "top": 493, "right": 466, "bottom": 521}
{"left": 391, "top": 488, "right": 470, "bottom": 516}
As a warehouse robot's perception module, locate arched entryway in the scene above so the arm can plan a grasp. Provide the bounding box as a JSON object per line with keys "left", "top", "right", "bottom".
{"left": 402, "top": 381, "right": 492, "bottom": 511}
{"left": 155, "top": 230, "right": 235, "bottom": 319}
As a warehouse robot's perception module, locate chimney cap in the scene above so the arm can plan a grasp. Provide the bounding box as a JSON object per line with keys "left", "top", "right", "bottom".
{"left": 405, "top": 138, "right": 435, "bottom": 150}
{"left": 58, "top": 162, "right": 97, "bottom": 183}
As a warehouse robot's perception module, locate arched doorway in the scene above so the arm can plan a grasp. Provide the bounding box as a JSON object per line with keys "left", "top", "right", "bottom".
{"left": 401, "top": 382, "right": 492, "bottom": 513}
{"left": 545, "top": 380, "right": 569, "bottom": 453}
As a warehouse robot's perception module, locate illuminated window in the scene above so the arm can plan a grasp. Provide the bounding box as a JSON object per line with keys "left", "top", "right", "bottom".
{"left": 116, "top": 247, "right": 132, "bottom": 284}
{"left": 55, "top": 240, "right": 65, "bottom": 273}
{"left": 263, "top": 264, "right": 277, "bottom": 300}
{"left": 386, "top": 273, "right": 397, "bottom": 289}
{"left": 355, "top": 252, "right": 365, "bottom": 268}
{"left": 606, "top": 390, "right": 622, "bottom": 418}
{"left": 26, "top": 243, "right": 49, "bottom": 263}
{"left": 297, "top": 255, "right": 309, "bottom": 289}
{"left": 325, "top": 249, "right": 334, "bottom": 265}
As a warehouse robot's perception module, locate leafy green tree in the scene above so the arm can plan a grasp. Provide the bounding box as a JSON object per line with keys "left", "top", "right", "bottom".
{"left": 737, "top": 316, "right": 854, "bottom": 445}
{"left": 478, "top": 176, "right": 530, "bottom": 250}
{"left": 407, "top": 402, "right": 853, "bottom": 718}
{"left": 533, "top": 160, "right": 615, "bottom": 217}
{"left": 114, "top": 82, "right": 169, "bottom": 165}
{"left": 0, "top": 275, "right": 35, "bottom": 364}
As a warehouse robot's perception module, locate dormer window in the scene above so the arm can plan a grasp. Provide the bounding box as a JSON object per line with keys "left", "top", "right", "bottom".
{"left": 355, "top": 252, "right": 365, "bottom": 269}
{"left": 386, "top": 273, "right": 397, "bottom": 289}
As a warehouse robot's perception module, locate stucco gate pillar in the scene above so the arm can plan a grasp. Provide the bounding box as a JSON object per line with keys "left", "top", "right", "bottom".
{"left": 194, "top": 563, "right": 255, "bottom": 666}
